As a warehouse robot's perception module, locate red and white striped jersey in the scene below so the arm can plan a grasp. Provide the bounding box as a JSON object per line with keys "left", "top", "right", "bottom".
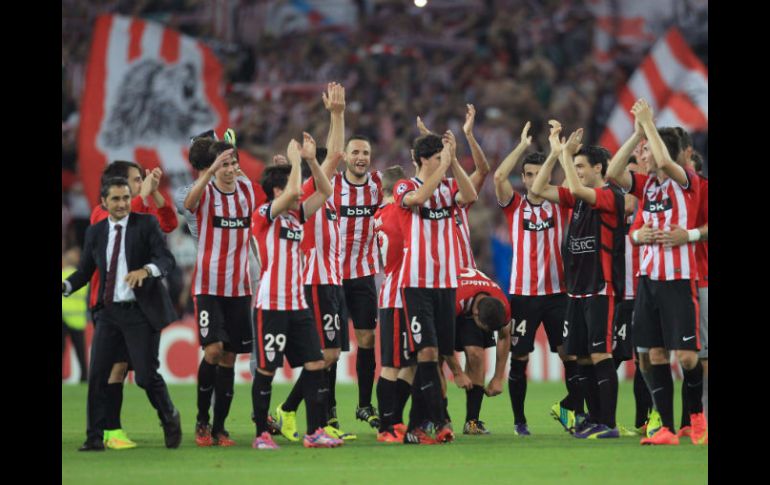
{"left": 251, "top": 202, "right": 307, "bottom": 310}
{"left": 394, "top": 177, "right": 461, "bottom": 289}
{"left": 694, "top": 175, "right": 708, "bottom": 288}
{"left": 300, "top": 178, "right": 342, "bottom": 286}
{"left": 333, "top": 171, "right": 383, "bottom": 280}
{"left": 454, "top": 204, "right": 477, "bottom": 269}
{"left": 193, "top": 179, "right": 258, "bottom": 297}
{"left": 501, "top": 192, "right": 569, "bottom": 296}
{"left": 623, "top": 203, "right": 642, "bottom": 300}
{"left": 630, "top": 170, "right": 701, "bottom": 281}
{"left": 455, "top": 268, "right": 511, "bottom": 321}
{"left": 374, "top": 203, "right": 404, "bottom": 308}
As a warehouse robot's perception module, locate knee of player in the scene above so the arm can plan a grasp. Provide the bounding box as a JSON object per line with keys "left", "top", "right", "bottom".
{"left": 417, "top": 347, "right": 438, "bottom": 362}
{"left": 219, "top": 351, "right": 237, "bottom": 367}
{"left": 255, "top": 367, "right": 275, "bottom": 378}
{"left": 355, "top": 330, "right": 376, "bottom": 348}
{"left": 648, "top": 347, "right": 670, "bottom": 365}
{"left": 675, "top": 350, "right": 698, "bottom": 370}
{"left": 380, "top": 366, "right": 399, "bottom": 380}
{"left": 204, "top": 343, "right": 225, "bottom": 364}
{"left": 323, "top": 349, "right": 341, "bottom": 366}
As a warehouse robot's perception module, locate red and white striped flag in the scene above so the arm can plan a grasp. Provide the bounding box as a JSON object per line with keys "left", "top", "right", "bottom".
{"left": 78, "top": 14, "right": 262, "bottom": 206}
{"left": 598, "top": 27, "right": 708, "bottom": 154}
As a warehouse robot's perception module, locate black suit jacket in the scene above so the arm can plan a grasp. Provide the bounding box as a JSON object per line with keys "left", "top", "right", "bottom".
{"left": 65, "top": 213, "right": 178, "bottom": 331}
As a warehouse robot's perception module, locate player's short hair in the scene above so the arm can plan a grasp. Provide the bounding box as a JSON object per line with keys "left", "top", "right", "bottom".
{"left": 208, "top": 141, "right": 237, "bottom": 163}
{"left": 101, "top": 160, "right": 142, "bottom": 185}
{"left": 478, "top": 297, "right": 507, "bottom": 332}
{"left": 261, "top": 165, "right": 292, "bottom": 201}
{"left": 673, "top": 126, "right": 693, "bottom": 149}
{"left": 657, "top": 128, "right": 683, "bottom": 162}
{"left": 346, "top": 135, "right": 371, "bottom": 149}
{"left": 575, "top": 145, "right": 611, "bottom": 177}
{"left": 381, "top": 165, "right": 406, "bottom": 195}
{"left": 100, "top": 176, "right": 130, "bottom": 199}
{"left": 692, "top": 151, "right": 704, "bottom": 173}
{"left": 521, "top": 152, "right": 546, "bottom": 171}
{"left": 412, "top": 134, "right": 444, "bottom": 167}
{"left": 189, "top": 137, "right": 216, "bottom": 170}
{"left": 627, "top": 155, "right": 638, "bottom": 171}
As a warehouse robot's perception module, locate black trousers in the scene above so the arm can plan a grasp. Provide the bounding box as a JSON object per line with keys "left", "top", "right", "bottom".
{"left": 86, "top": 304, "right": 175, "bottom": 441}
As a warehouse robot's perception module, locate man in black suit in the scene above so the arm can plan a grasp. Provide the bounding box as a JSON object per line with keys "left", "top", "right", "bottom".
{"left": 63, "top": 177, "right": 182, "bottom": 451}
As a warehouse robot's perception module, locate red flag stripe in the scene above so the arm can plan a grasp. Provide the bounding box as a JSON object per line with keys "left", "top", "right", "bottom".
{"left": 128, "top": 19, "right": 145, "bottom": 61}
{"left": 160, "top": 28, "right": 180, "bottom": 63}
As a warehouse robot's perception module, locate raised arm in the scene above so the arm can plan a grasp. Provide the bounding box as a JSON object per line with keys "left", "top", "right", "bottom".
{"left": 633, "top": 98, "right": 688, "bottom": 186}
{"left": 530, "top": 121, "right": 563, "bottom": 203}
{"left": 270, "top": 140, "right": 303, "bottom": 219}
{"left": 560, "top": 128, "right": 597, "bottom": 205}
{"left": 462, "top": 104, "right": 490, "bottom": 193}
{"left": 606, "top": 119, "right": 644, "bottom": 191}
{"left": 493, "top": 121, "right": 532, "bottom": 204}
{"left": 300, "top": 133, "right": 333, "bottom": 217}
{"left": 446, "top": 130, "right": 478, "bottom": 206}
{"left": 321, "top": 82, "right": 346, "bottom": 179}
{"left": 402, "top": 144, "right": 452, "bottom": 207}
{"left": 184, "top": 148, "right": 234, "bottom": 211}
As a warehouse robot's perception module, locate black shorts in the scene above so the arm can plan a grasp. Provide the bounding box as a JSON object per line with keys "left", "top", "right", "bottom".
{"left": 254, "top": 308, "right": 324, "bottom": 371}
{"left": 342, "top": 275, "right": 378, "bottom": 330}
{"left": 402, "top": 287, "right": 456, "bottom": 356}
{"left": 509, "top": 294, "right": 567, "bottom": 356}
{"left": 305, "top": 284, "right": 348, "bottom": 350}
{"left": 379, "top": 307, "right": 416, "bottom": 368}
{"left": 564, "top": 295, "right": 614, "bottom": 357}
{"left": 194, "top": 294, "right": 253, "bottom": 354}
{"left": 612, "top": 299, "right": 635, "bottom": 362}
{"left": 633, "top": 277, "right": 700, "bottom": 351}
{"left": 454, "top": 315, "right": 495, "bottom": 352}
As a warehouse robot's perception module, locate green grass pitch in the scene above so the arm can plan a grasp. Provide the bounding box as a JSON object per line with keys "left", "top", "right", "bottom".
{"left": 62, "top": 381, "right": 707, "bottom": 484}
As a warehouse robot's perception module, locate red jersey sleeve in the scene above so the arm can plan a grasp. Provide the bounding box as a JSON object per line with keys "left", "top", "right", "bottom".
{"left": 252, "top": 203, "right": 272, "bottom": 232}
{"left": 629, "top": 172, "right": 649, "bottom": 200}
{"left": 498, "top": 191, "right": 521, "bottom": 210}
{"left": 448, "top": 178, "right": 463, "bottom": 207}
{"left": 557, "top": 186, "right": 576, "bottom": 208}
{"left": 630, "top": 199, "right": 645, "bottom": 231}
{"left": 300, "top": 178, "right": 315, "bottom": 204}
{"left": 193, "top": 185, "right": 210, "bottom": 214}
{"left": 394, "top": 179, "right": 418, "bottom": 209}
{"left": 591, "top": 187, "right": 617, "bottom": 215}
{"left": 90, "top": 205, "right": 107, "bottom": 224}
{"left": 155, "top": 205, "right": 179, "bottom": 233}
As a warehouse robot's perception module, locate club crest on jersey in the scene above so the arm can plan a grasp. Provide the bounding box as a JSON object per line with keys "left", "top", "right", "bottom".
{"left": 396, "top": 183, "right": 408, "bottom": 195}
{"left": 326, "top": 330, "right": 336, "bottom": 341}
{"left": 413, "top": 334, "right": 422, "bottom": 344}
{"left": 511, "top": 336, "right": 519, "bottom": 346}
{"left": 644, "top": 199, "right": 672, "bottom": 213}
{"left": 266, "top": 350, "right": 275, "bottom": 362}
{"left": 370, "top": 187, "right": 378, "bottom": 198}
{"left": 200, "top": 328, "right": 209, "bottom": 338}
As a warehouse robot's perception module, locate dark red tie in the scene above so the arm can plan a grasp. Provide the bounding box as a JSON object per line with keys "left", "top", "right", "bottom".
{"left": 103, "top": 224, "right": 122, "bottom": 306}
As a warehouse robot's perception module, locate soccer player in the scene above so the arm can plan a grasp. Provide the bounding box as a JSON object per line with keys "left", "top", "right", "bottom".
{"left": 250, "top": 138, "right": 343, "bottom": 449}
{"left": 605, "top": 99, "right": 706, "bottom": 445}
{"left": 334, "top": 131, "right": 383, "bottom": 429}
{"left": 272, "top": 82, "right": 357, "bottom": 442}
{"left": 374, "top": 165, "right": 423, "bottom": 443}
{"left": 493, "top": 121, "right": 578, "bottom": 436}
{"left": 418, "top": 106, "right": 499, "bottom": 434}
{"left": 394, "top": 130, "right": 477, "bottom": 444}
{"left": 88, "top": 160, "right": 177, "bottom": 450}
{"left": 184, "top": 141, "right": 261, "bottom": 447}
{"left": 532, "top": 124, "right": 626, "bottom": 440}
{"left": 454, "top": 267, "right": 512, "bottom": 434}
